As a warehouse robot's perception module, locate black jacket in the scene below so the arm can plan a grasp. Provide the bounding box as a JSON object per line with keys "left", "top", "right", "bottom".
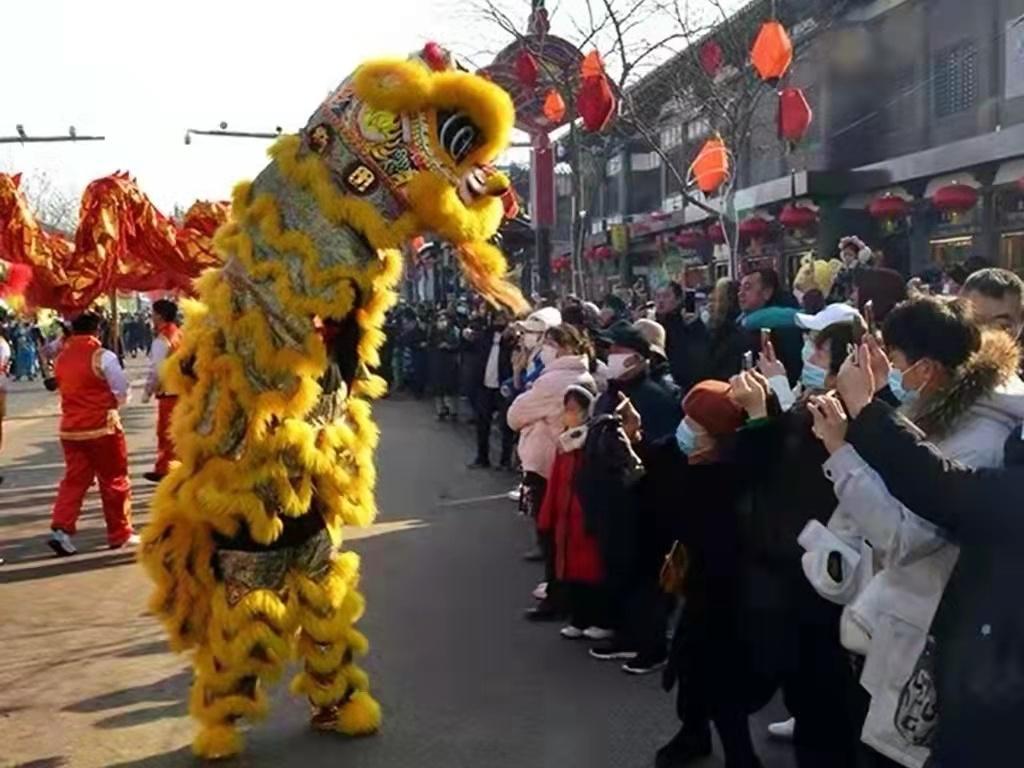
{"left": 464, "top": 326, "right": 513, "bottom": 390}
{"left": 848, "top": 400, "right": 1024, "bottom": 767}
{"left": 595, "top": 372, "right": 681, "bottom": 444}
{"left": 701, "top": 321, "right": 749, "bottom": 384}
{"left": 658, "top": 311, "right": 711, "bottom": 395}
{"left": 733, "top": 405, "right": 836, "bottom": 564}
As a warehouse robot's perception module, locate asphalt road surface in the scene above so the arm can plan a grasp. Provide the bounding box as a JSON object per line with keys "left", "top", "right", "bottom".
{"left": 0, "top": 371, "right": 795, "bottom": 768}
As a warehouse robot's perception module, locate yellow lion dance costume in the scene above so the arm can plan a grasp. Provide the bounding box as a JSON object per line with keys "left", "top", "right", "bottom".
{"left": 139, "top": 44, "right": 525, "bottom": 760}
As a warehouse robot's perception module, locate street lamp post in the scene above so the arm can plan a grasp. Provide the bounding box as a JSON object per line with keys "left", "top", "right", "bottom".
{"left": 184, "top": 123, "right": 283, "bottom": 145}
{"left": 0, "top": 125, "right": 104, "bottom": 144}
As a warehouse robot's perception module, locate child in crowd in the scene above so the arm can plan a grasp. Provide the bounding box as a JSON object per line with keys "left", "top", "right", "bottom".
{"left": 538, "top": 384, "right": 612, "bottom": 640}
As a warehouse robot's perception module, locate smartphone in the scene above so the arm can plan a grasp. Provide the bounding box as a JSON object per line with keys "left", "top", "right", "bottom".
{"left": 864, "top": 300, "right": 876, "bottom": 336}
{"left": 847, "top": 343, "right": 859, "bottom": 365}
{"left": 684, "top": 290, "right": 697, "bottom": 314}
{"left": 760, "top": 328, "right": 771, "bottom": 350}
{"left": 742, "top": 350, "right": 754, "bottom": 371}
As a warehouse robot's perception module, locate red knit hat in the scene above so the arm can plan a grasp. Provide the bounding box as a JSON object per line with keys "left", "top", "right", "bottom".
{"left": 682, "top": 380, "right": 746, "bottom": 437}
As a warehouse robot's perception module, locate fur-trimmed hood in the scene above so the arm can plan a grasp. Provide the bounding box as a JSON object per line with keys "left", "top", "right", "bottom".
{"left": 910, "top": 330, "right": 1024, "bottom": 442}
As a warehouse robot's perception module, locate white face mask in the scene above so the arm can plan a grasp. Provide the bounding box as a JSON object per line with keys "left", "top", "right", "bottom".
{"left": 606, "top": 352, "right": 639, "bottom": 380}
{"left": 538, "top": 345, "right": 558, "bottom": 368}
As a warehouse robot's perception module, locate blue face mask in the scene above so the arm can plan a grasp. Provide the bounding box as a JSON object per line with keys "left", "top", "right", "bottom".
{"left": 675, "top": 419, "right": 698, "bottom": 456}
{"left": 888, "top": 367, "right": 920, "bottom": 404}
{"left": 800, "top": 361, "right": 828, "bottom": 391}
{"left": 801, "top": 338, "right": 815, "bottom": 363}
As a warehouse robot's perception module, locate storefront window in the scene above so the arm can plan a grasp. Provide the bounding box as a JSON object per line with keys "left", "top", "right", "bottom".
{"left": 930, "top": 235, "right": 975, "bottom": 269}
{"left": 1000, "top": 232, "right": 1024, "bottom": 274}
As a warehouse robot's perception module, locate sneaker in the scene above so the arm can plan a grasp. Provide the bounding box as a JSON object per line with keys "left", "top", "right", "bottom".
{"left": 507, "top": 487, "right": 522, "bottom": 503}
{"left": 532, "top": 581, "right": 548, "bottom": 600}
{"left": 622, "top": 654, "right": 668, "bottom": 675}
{"left": 48, "top": 530, "right": 77, "bottom": 557}
{"left": 767, "top": 717, "right": 795, "bottom": 740}
{"left": 524, "top": 603, "right": 563, "bottom": 622}
{"left": 111, "top": 533, "right": 142, "bottom": 550}
{"left": 560, "top": 625, "right": 585, "bottom": 639}
{"left": 583, "top": 626, "right": 614, "bottom": 641}
{"left": 589, "top": 642, "right": 637, "bottom": 661}
{"left": 143, "top": 471, "right": 166, "bottom": 483}
{"left": 521, "top": 547, "right": 544, "bottom": 563}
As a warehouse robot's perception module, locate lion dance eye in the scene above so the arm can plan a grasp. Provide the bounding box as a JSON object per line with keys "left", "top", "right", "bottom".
{"left": 437, "top": 110, "right": 480, "bottom": 164}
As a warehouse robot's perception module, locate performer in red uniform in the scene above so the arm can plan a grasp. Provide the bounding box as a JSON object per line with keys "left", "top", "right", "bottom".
{"left": 48, "top": 312, "right": 135, "bottom": 556}
{"left": 143, "top": 299, "right": 181, "bottom": 482}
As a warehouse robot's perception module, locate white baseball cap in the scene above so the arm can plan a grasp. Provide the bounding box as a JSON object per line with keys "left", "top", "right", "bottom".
{"left": 795, "top": 303, "right": 863, "bottom": 331}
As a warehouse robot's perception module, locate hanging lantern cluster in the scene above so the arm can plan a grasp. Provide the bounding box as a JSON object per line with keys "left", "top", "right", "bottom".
{"left": 577, "top": 51, "right": 617, "bottom": 132}
{"left": 675, "top": 228, "right": 707, "bottom": 249}
{"left": 778, "top": 203, "right": 818, "bottom": 231}
{"left": 751, "top": 20, "right": 793, "bottom": 83}
{"left": 868, "top": 194, "right": 910, "bottom": 220}
{"left": 689, "top": 135, "right": 731, "bottom": 194}
{"left": 778, "top": 87, "right": 813, "bottom": 144}
{"left": 699, "top": 40, "right": 724, "bottom": 77}
{"left": 552, "top": 255, "right": 572, "bottom": 273}
{"left": 932, "top": 183, "right": 978, "bottom": 214}
{"left": 739, "top": 215, "right": 773, "bottom": 242}
{"left": 585, "top": 245, "right": 616, "bottom": 261}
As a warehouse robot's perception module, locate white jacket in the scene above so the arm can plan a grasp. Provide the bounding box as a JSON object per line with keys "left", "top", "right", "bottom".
{"left": 507, "top": 355, "right": 594, "bottom": 478}
{"left": 803, "top": 376, "right": 1024, "bottom": 767}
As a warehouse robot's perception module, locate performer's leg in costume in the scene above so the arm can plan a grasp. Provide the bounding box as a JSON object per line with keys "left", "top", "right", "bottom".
{"left": 190, "top": 583, "right": 297, "bottom": 759}
{"left": 51, "top": 439, "right": 97, "bottom": 536}
{"left": 93, "top": 432, "right": 133, "bottom": 545}
{"left": 153, "top": 395, "right": 177, "bottom": 475}
{"left": 290, "top": 551, "right": 381, "bottom": 734}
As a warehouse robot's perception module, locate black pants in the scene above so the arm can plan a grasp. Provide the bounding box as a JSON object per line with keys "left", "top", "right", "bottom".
{"left": 567, "top": 583, "right": 610, "bottom": 629}
{"left": 473, "top": 386, "right": 512, "bottom": 466}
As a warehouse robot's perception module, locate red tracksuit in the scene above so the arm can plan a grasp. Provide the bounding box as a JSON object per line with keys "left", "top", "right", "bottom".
{"left": 50, "top": 335, "right": 133, "bottom": 546}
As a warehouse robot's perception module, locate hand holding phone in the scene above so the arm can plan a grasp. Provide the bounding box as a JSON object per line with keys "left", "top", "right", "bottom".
{"left": 742, "top": 350, "right": 754, "bottom": 371}
{"left": 864, "top": 300, "right": 876, "bottom": 336}
{"left": 684, "top": 291, "right": 697, "bottom": 314}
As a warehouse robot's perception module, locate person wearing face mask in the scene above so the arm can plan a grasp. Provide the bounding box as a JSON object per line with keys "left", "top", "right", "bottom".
{"left": 647, "top": 381, "right": 761, "bottom": 768}
{"left": 728, "top": 326, "right": 867, "bottom": 768}
{"left": 538, "top": 384, "right": 612, "bottom": 641}
{"left": 581, "top": 322, "right": 680, "bottom": 672}
{"left": 881, "top": 296, "right": 1024, "bottom": 468}
{"left": 466, "top": 310, "right": 516, "bottom": 470}
{"left": 507, "top": 325, "right": 595, "bottom": 620}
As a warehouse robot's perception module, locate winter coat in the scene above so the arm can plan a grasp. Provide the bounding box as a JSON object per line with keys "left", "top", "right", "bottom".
{"left": 804, "top": 331, "right": 1024, "bottom": 766}
{"left": 507, "top": 355, "right": 594, "bottom": 478}
{"left": 594, "top": 372, "right": 681, "bottom": 444}
{"left": 539, "top": 427, "right": 603, "bottom": 584}
{"left": 701, "top": 320, "right": 749, "bottom": 384}
{"left": 465, "top": 325, "right": 513, "bottom": 392}
{"left": 847, "top": 400, "right": 1024, "bottom": 768}
{"left": 577, "top": 413, "right": 646, "bottom": 579}
{"left": 658, "top": 311, "right": 711, "bottom": 395}
{"left": 427, "top": 325, "right": 461, "bottom": 395}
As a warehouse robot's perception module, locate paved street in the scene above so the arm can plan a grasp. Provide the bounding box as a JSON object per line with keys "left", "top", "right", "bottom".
{"left": 0, "top": 369, "right": 794, "bottom": 768}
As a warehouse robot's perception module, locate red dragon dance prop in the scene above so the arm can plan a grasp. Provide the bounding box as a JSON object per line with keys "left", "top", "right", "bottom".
{"left": 0, "top": 172, "right": 228, "bottom": 313}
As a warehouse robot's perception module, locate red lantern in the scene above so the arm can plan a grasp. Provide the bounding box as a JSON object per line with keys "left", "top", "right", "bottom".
{"left": 699, "top": 40, "right": 724, "bottom": 77}
{"left": 690, "top": 136, "right": 730, "bottom": 194}
{"left": 739, "top": 216, "right": 772, "bottom": 241}
{"left": 675, "top": 228, "right": 707, "bottom": 249}
{"left": 778, "top": 88, "right": 813, "bottom": 143}
{"left": 778, "top": 203, "right": 818, "bottom": 231}
{"left": 707, "top": 221, "right": 726, "bottom": 245}
{"left": 542, "top": 88, "right": 566, "bottom": 124}
{"left": 932, "top": 184, "right": 978, "bottom": 213}
{"left": 577, "top": 51, "right": 616, "bottom": 132}
{"left": 868, "top": 195, "right": 910, "bottom": 220}
{"left": 514, "top": 49, "right": 540, "bottom": 88}
{"left": 595, "top": 245, "right": 613, "bottom": 260}
{"left": 751, "top": 21, "right": 793, "bottom": 83}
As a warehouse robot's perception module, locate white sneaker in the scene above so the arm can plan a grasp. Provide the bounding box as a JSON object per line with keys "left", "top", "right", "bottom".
{"left": 111, "top": 533, "right": 142, "bottom": 550}
{"left": 48, "top": 530, "right": 77, "bottom": 557}
{"left": 583, "top": 626, "right": 614, "bottom": 641}
{"left": 768, "top": 717, "right": 796, "bottom": 740}
{"left": 532, "top": 581, "right": 548, "bottom": 600}
{"left": 560, "top": 625, "right": 585, "bottom": 639}
{"left": 507, "top": 487, "right": 521, "bottom": 503}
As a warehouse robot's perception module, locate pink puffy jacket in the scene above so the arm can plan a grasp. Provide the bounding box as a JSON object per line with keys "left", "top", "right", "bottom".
{"left": 507, "top": 355, "right": 594, "bottom": 478}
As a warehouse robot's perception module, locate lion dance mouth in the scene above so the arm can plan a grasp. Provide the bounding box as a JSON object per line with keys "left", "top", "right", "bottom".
{"left": 137, "top": 44, "right": 524, "bottom": 760}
